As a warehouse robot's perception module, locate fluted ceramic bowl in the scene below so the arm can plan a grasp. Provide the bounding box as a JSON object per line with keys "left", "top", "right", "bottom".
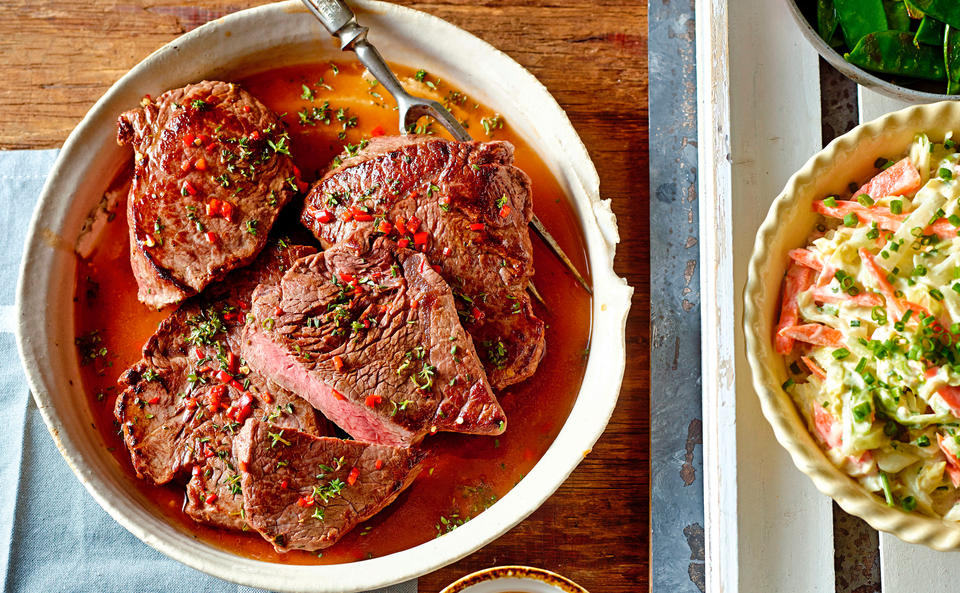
{"left": 14, "top": 1, "right": 632, "bottom": 591}
{"left": 745, "top": 100, "right": 960, "bottom": 550}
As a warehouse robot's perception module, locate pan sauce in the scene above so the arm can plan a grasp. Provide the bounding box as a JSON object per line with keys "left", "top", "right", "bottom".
{"left": 74, "top": 61, "right": 591, "bottom": 564}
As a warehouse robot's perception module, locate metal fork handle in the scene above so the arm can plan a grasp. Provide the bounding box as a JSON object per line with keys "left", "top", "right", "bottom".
{"left": 301, "top": 0, "right": 471, "bottom": 139}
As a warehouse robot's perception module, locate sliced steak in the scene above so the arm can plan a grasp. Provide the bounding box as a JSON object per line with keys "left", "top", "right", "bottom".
{"left": 234, "top": 419, "right": 425, "bottom": 552}
{"left": 118, "top": 80, "right": 300, "bottom": 308}
{"left": 241, "top": 238, "right": 506, "bottom": 446}
{"left": 115, "top": 242, "right": 324, "bottom": 529}
{"left": 301, "top": 135, "right": 545, "bottom": 389}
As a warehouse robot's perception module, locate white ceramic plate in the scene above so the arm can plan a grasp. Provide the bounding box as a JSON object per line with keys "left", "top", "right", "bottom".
{"left": 745, "top": 100, "right": 960, "bottom": 550}
{"left": 15, "top": 1, "right": 632, "bottom": 591}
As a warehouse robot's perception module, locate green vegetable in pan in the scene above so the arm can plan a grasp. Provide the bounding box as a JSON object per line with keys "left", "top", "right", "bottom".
{"left": 907, "top": 0, "right": 960, "bottom": 29}
{"left": 845, "top": 31, "right": 946, "bottom": 79}
{"left": 801, "top": 0, "right": 960, "bottom": 93}
{"left": 884, "top": 0, "right": 912, "bottom": 31}
{"left": 818, "top": 0, "right": 842, "bottom": 45}
{"left": 914, "top": 15, "right": 945, "bottom": 46}
{"left": 946, "top": 25, "right": 960, "bottom": 93}
{"left": 834, "top": 0, "right": 888, "bottom": 47}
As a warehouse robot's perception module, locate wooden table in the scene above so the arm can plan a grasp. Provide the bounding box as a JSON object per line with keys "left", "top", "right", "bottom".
{"left": 0, "top": 1, "right": 649, "bottom": 591}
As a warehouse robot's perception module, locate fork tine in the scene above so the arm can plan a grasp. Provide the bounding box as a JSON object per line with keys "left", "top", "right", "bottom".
{"left": 530, "top": 215, "right": 592, "bottom": 295}
{"left": 527, "top": 281, "right": 547, "bottom": 307}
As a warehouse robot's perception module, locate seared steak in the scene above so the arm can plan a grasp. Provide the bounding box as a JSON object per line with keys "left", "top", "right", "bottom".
{"left": 301, "top": 135, "right": 544, "bottom": 389}
{"left": 115, "top": 242, "right": 324, "bottom": 529}
{"left": 241, "top": 238, "right": 506, "bottom": 446}
{"left": 234, "top": 419, "right": 425, "bottom": 552}
{"left": 118, "top": 80, "right": 300, "bottom": 308}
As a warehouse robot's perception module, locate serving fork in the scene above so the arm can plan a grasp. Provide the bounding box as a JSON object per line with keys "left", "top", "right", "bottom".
{"left": 301, "top": 0, "right": 592, "bottom": 296}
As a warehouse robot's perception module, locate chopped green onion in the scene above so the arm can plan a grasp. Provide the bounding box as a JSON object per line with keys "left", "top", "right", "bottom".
{"left": 852, "top": 401, "right": 872, "bottom": 422}
{"left": 843, "top": 213, "right": 858, "bottom": 227}
{"left": 824, "top": 196, "right": 838, "bottom": 208}
{"left": 917, "top": 435, "right": 931, "bottom": 447}
{"left": 832, "top": 348, "right": 851, "bottom": 360}
{"left": 930, "top": 288, "right": 945, "bottom": 302}
{"left": 901, "top": 496, "right": 917, "bottom": 512}
{"left": 858, "top": 195, "right": 875, "bottom": 207}
{"left": 880, "top": 471, "right": 894, "bottom": 506}
{"left": 890, "top": 200, "right": 903, "bottom": 214}
{"left": 940, "top": 167, "right": 953, "bottom": 180}
{"left": 781, "top": 378, "right": 794, "bottom": 390}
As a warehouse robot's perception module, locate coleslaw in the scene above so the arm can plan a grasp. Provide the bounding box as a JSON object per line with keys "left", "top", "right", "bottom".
{"left": 777, "top": 132, "right": 960, "bottom": 519}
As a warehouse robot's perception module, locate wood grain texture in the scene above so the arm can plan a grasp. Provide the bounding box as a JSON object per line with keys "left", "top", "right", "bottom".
{"left": 0, "top": 1, "right": 648, "bottom": 591}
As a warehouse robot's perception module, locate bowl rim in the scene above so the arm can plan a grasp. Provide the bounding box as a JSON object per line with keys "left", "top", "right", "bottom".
{"left": 14, "top": 1, "right": 633, "bottom": 590}
{"left": 784, "top": 0, "right": 955, "bottom": 103}
{"left": 744, "top": 99, "right": 960, "bottom": 551}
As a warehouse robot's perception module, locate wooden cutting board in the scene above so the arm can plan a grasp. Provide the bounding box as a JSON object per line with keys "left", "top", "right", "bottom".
{"left": 0, "top": 1, "right": 649, "bottom": 591}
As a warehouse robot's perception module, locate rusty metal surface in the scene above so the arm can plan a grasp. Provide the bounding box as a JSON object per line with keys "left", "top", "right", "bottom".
{"left": 648, "top": 0, "right": 703, "bottom": 591}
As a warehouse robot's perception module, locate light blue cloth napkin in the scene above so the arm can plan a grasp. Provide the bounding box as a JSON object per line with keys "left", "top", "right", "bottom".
{"left": 0, "top": 149, "right": 417, "bottom": 593}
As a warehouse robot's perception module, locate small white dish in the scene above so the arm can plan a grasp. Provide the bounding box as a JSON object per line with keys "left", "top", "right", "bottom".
{"left": 440, "top": 566, "right": 589, "bottom": 593}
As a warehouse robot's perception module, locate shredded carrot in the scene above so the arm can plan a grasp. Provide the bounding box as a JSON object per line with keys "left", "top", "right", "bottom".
{"left": 777, "top": 323, "right": 844, "bottom": 348}
{"left": 854, "top": 157, "right": 922, "bottom": 199}
{"left": 858, "top": 248, "right": 906, "bottom": 321}
{"left": 813, "top": 199, "right": 904, "bottom": 231}
{"left": 801, "top": 356, "right": 827, "bottom": 381}
{"left": 774, "top": 262, "right": 814, "bottom": 355}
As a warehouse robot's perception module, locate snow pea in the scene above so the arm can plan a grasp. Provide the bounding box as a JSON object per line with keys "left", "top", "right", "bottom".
{"left": 914, "top": 15, "right": 945, "bottom": 46}
{"left": 883, "top": 0, "right": 912, "bottom": 31}
{"left": 946, "top": 25, "right": 960, "bottom": 93}
{"left": 907, "top": 0, "right": 960, "bottom": 29}
{"left": 835, "top": 0, "right": 889, "bottom": 48}
{"left": 845, "top": 31, "right": 946, "bottom": 79}
{"left": 818, "top": 0, "right": 841, "bottom": 44}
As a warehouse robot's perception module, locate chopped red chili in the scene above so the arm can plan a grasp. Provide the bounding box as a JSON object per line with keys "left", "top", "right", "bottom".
{"left": 365, "top": 394, "right": 383, "bottom": 407}
{"left": 370, "top": 125, "right": 385, "bottom": 137}
{"left": 397, "top": 238, "right": 410, "bottom": 249}
{"left": 194, "top": 158, "right": 207, "bottom": 171}
{"left": 470, "top": 222, "right": 485, "bottom": 231}
{"left": 333, "top": 355, "right": 345, "bottom": 371}
{"left": 317, "top": 210, "right": 335, "bottom": 223}
{"left": 182, "top": 180, "right": 198, "bottom": 196}
{"left": 347, "top": 466, "right": 360, "bottom": 486}
{"left": 375, "top": 459, "right": 384, "bottom": 470}
{"left": 205, "top": 493, "right": 218, "bottom": 504}
{"left": 414, "top": 231, "right": 428, "bottom": 246}
{"left": 220, "top": 201, "right": 235, "bottom": 222}
{"left": 205, "top": 231, "right": 218, "bottom": 243}
{"left": 499, "top": 204, "right": 511, "bottom": 218}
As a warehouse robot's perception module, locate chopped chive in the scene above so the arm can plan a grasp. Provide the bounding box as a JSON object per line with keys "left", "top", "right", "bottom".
{"left": 832, "top": 348, "right": 851, "bottom": 360}
{"left": 880, "top": 471, "right": 894, "bottom": 506}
